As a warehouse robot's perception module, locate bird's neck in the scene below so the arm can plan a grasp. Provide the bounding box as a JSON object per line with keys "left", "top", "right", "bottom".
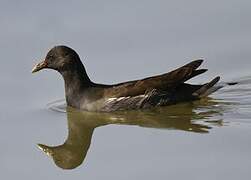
{"left": 60, "top": 65, "right": 93, "bottom": 107}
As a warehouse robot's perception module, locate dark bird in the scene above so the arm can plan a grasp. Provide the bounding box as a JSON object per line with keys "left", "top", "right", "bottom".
{"left": 32, "top": 45, "right": 221, "bottom": 112}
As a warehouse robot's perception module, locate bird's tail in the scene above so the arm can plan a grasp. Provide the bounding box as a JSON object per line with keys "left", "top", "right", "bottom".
{"left": 192, "top": 77, "right": 221, "bottom": 97}
{"left": 192, "top": 77, "right": 239, "bottom": 98}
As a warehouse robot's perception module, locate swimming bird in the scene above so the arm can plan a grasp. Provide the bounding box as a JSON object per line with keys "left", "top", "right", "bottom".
{"left": 32, "top": 45, "right": 221, "bottom": 112}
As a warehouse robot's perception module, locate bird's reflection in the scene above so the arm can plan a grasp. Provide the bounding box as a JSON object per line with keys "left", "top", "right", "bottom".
{"left": 38, "top": 98, "right": 228, "bottom": 170}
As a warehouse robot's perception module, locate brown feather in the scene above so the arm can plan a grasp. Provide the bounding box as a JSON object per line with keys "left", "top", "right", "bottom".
{"left": 104, "top": 60, "right": 206, "bottom": 97}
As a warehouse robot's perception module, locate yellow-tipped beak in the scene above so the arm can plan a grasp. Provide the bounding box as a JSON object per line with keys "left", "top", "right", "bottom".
{"left": 37, "top": 144, "right": 53, "bottom": 156}
{"left": 32, "top": 60, "right": 48, "bottom": 73}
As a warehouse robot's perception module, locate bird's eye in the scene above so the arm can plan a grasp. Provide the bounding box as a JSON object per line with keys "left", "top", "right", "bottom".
{"left": 46, "top": 55, "right": 54, "bottom": 62}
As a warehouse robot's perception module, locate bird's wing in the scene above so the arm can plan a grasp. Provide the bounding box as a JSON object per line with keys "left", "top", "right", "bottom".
{"left": 104, "top": 59, "right": 208, "bottom": 97}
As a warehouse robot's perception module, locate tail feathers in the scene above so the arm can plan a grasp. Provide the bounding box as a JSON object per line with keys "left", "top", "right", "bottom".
{"left": 192, "top": 76, "right": 221, "bottom": 98}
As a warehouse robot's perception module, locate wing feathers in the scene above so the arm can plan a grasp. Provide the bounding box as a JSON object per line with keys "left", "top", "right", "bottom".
{"left": 105, "top": 60, "right": 213, "bottom": 98}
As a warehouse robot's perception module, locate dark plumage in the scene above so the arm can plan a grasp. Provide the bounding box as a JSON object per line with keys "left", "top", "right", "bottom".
{"left": 32, "top": 45, "right": 221, "bottom": 112}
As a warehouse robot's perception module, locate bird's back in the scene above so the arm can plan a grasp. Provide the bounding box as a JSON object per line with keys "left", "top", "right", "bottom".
{"left": 90, "top": 60, "right": 221, "bottom": 112}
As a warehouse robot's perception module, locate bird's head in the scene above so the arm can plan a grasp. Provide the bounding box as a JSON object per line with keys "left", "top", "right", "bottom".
{"left": 32, "top": 45, "right": 81, "bottom": 73}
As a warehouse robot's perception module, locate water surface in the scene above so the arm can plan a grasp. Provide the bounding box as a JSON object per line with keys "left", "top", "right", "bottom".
{"left": 1, "top": 0, "right": 251, "bottom": 179}
{"left": 41, "top": 77, "right": 251, "bottom": 171}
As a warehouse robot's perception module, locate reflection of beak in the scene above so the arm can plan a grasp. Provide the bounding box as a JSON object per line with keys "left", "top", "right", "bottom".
{"left": 37, "top": 144, "right": 53, "bottom": 156}
{"left": 32, "top": 60, "right": 48, "bottom": 73}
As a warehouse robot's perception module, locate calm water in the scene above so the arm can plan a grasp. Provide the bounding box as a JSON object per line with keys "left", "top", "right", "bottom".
{"left": 1, "top": 0, "right": 251, "bottom": 179}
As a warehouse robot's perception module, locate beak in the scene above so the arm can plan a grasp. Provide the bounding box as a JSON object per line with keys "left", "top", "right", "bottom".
{"left": 37, "top": 144, "right": 53, "bottom": 156}
{"left": 32, "top": 60, "right": 48, "bottom": 73}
